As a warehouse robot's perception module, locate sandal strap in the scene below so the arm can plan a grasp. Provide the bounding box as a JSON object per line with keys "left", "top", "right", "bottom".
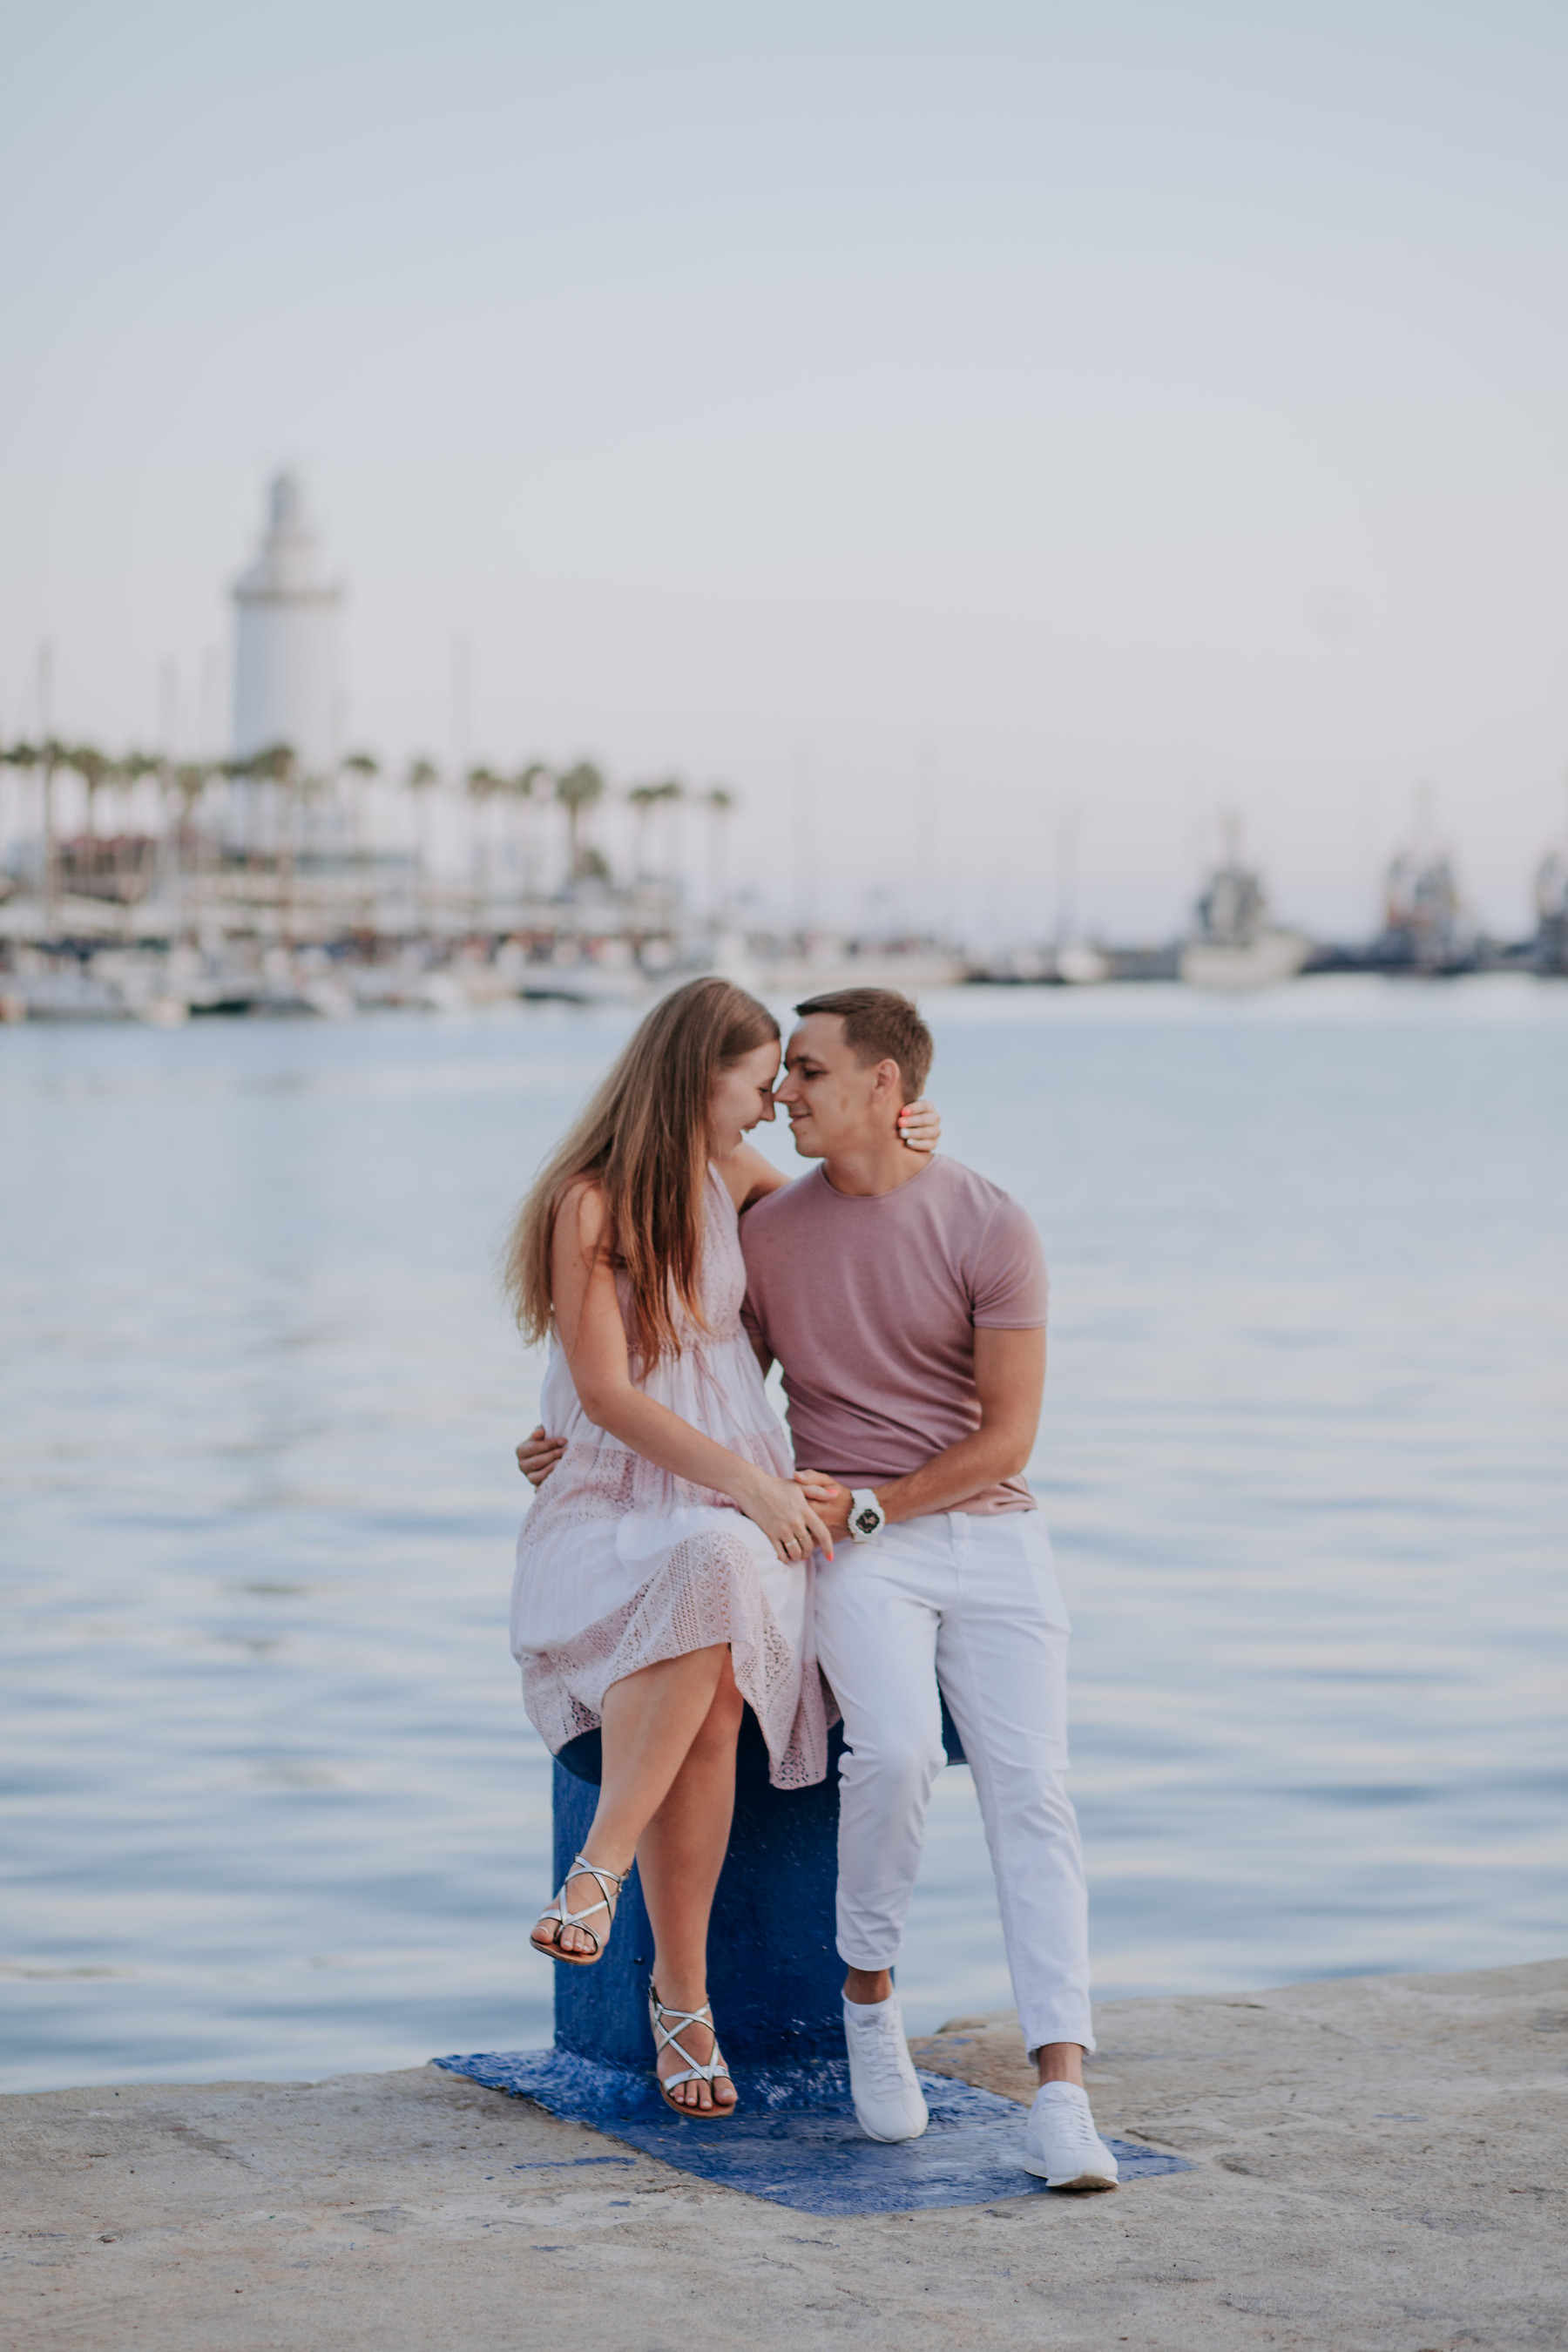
{"left": 540, "top": 1855, "right": 627, "bottom": 1944}
{"left": 569, "top": 1852, "right": 627, "bottom": 1894}
{"left": 649, "top": 1989, "right": 731, "bottom": 2086}
{"left": 659, "top": 2061, "right": 731, "bottom": 2091}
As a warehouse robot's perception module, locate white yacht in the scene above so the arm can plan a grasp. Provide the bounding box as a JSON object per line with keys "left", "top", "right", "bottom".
{"left": 1179, "top": 832, "right": 1308, "bottom": 989}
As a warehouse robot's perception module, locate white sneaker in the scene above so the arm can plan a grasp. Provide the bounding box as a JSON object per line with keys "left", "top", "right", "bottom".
{"left": 1021, "top": 2082, "right": 1119, "bottom": 2189}
{"left": 843, "top": 1994, "right": 929, "bottom": 2142}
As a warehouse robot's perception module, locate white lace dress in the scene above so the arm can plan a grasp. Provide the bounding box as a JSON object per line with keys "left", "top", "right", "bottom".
{"left": 510, "top": 1168, "right": 829, "bottom": 1790}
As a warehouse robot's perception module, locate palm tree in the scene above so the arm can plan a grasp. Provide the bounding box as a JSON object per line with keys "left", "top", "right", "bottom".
{"left": 237, "top": 742, "right": 300, "bottom": 930}
{"left": 626, "top": 782, "right": 663, "bottom": 885}
{"left": 703, "top": 786, "right": 735, "bottom": 920}
{"left": 103, "top": 750, "right": 161, "bottom": 899}
{"left": 341, "top": 751, "right": 379, "bottom": 854}
{"left": 554, "top": 760, "right": 606, "bottom": 887}
{"left": 242, "top": 740, "right": 298, "bottom": 806}
{"left": 68, "top": 746, "right": 116, "bottom": 863}
{"left": 509, "top": 761, "right": 551, "bottom": 902}
{"left": 118, "top": 750, "right": 161, "bottom": 817}
{"left": 406, "top": 756, "right": 441, "bottom": 913}
{"left": 466, "top": 764, "right": 505, "bottom": 909}
{"left": 0, "top": 738, "right": 32, "bottom": 902}
{"left": 0, "top": 741, "right": 37, "bottom": 898}
{"left": 341, "top": 752, "right": 380, "bottom": 923}
{"left": 163, "top": 758, "right": 213, "bottom": 898}
{"left": 213, "top": 754, "right": 243, "bottom": 858}
{"left": 628, "top": 777, "right": 684, "bottom": 891}
{"left": 655, "top": 778, "right": 686, "bottom": 900}
{"left": 227, "top": 740, "right": 296, "bottom": 868}
{"left": 37, "top": 736, "right": 67, "bottom": 930}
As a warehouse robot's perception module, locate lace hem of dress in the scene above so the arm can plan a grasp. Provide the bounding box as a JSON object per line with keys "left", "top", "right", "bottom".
{"left": 520, "top": 1528, "right": 829, "bottom": 1791}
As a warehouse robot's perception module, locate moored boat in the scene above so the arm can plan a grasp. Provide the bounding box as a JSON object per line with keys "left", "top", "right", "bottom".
{"left": 1179, "top": 832, "right": 1308, "bottom": 989}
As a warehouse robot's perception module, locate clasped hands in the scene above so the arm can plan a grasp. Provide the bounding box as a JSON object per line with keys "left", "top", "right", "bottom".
{"left": 514, "top": 1428, "right": 858, "bottom": 1551}
{"left": 790, "top": 1469, "right": 853, "bottom": 1539}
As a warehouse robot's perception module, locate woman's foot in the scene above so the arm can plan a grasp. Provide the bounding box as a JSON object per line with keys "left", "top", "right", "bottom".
{"left": 650, "top": 1985, "right": 738, "bottom": 2115}
{"left": 530, "top": 1855, "right": 626, "bottom": 1964}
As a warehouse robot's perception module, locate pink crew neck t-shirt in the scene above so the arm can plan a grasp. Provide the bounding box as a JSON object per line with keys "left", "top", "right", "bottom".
{"left": 739, "top": 1154, "right": 1048, "bottom": 1515}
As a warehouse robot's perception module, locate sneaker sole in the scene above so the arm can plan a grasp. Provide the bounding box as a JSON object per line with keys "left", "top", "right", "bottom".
{"left": 852, "top": 2110, "right": 930, "bottom": 2143}
{"left": 1020, "top": 2154, "right": 1119, "bottom": 2190}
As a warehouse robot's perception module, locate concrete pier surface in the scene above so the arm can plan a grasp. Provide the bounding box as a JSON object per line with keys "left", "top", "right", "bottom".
{"left": 3, "top": 1956, "right": 1564, "bottom": 2351}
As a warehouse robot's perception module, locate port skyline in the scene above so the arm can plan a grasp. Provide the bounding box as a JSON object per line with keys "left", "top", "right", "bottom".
{"left": 8, "top": 7, "right": 1568, "bottom": 944}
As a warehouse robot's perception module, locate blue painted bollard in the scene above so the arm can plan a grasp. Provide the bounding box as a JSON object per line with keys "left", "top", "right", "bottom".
{"left": 551, "top": 1707, "right": 848, "bottom": 2069}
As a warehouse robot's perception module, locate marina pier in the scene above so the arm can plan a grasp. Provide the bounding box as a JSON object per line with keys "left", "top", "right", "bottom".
{"left": 3, "top": 763, "right": 1565, "bottom": 1021}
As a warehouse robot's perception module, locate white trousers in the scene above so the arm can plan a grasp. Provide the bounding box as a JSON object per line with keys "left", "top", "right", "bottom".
{"left": 813, "top": 1509, "right": 1094, "bottom": 2056}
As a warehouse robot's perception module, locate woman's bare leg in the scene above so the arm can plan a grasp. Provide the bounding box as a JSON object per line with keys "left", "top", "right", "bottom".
{"left": 637, "top": 1653, "right": 745, "bottom": 2111}
{"left": 531, "top": 1645, "right": 729, "bottom": 1965}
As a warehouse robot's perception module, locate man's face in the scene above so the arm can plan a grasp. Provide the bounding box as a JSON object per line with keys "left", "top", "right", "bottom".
{"left": 774, "top": 1014, "right": 894, "bottom": 1159}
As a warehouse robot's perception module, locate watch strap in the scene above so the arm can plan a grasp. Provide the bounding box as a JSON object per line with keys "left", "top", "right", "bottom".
{"left": 848, "top": 1489, "right": 886, "bottom": 1542}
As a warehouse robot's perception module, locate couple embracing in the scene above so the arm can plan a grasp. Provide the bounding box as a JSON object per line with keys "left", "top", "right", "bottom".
{"left": 504, "top": 979, "right": 1117, "bottom": 2190}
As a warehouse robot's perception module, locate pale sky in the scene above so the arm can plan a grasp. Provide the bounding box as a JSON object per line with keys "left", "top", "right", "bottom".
{"left": 4, "top": 0, "right": 1568, "bottom": 938}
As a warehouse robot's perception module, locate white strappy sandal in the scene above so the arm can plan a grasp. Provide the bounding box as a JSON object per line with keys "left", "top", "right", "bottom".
{"left": 530, "top": 1854, "right": 627, "bottom": 1967}
{"left": 648, "top": 1985, "right": 737, "bottom": 2119}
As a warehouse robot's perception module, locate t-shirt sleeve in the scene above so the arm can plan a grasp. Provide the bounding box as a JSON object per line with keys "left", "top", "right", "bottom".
{"left": 970, "top": 1197, "right": 1049, "bottom": 1327}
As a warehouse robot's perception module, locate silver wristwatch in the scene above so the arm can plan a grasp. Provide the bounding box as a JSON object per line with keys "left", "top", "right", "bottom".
{"left": 848, "top": 1489, "right": 887, "bottom": 1544}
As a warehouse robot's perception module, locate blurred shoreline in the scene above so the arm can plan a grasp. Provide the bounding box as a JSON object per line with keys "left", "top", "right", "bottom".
{"left": 1, "top": 892, "right": 1562, "bottom": 1029}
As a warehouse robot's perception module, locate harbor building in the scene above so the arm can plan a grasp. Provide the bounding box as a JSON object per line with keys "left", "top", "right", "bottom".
{"left": 231, "top": 473, "right": 344, "bottom": 776}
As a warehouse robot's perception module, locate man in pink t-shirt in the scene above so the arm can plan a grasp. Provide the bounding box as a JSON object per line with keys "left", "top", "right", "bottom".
{"left": 735, "top": 989, "right": 1114, "bottom": 2189}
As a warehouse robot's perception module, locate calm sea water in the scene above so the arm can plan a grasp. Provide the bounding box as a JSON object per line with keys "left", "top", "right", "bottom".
{"left": 2, "top": 979, "right": 1565, "bottom": 2094}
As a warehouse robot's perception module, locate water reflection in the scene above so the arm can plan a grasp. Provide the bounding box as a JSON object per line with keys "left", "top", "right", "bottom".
{"left": 1, "top": 980, "right": 1564, "bottom": 2090}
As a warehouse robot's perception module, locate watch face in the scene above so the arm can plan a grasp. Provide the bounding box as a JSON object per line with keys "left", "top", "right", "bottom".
{"left": 853, "top": 1505, "right": 881, "bottom": 1536}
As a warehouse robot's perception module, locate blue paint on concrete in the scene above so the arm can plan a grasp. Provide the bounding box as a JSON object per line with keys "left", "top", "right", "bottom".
{"left": 433, "top": 2046, "right": 1189, "bottom": 2215}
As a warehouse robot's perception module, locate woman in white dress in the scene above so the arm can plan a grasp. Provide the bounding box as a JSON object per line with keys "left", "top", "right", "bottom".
{"left": 504, "top": 977, "right": 933, "bottom": 2115}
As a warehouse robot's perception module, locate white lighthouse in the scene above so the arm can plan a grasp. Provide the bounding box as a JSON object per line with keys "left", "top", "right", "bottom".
{"left": 231, "top": 473, "right": 344, "bottom": 774}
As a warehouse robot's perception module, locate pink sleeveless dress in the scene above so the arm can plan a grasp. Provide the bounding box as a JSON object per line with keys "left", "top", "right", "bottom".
{"left": 509, "top": 1168, "right": 829, "bottom": 1790}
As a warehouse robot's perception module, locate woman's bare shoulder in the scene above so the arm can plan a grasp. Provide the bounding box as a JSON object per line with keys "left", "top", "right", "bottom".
{"left": 555, "top": 1173, "right": 611, "bottom": 1254}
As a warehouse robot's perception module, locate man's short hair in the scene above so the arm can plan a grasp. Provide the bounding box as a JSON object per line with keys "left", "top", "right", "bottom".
{"left": 794, "top": 988, "right": 934, "bottom": 1101}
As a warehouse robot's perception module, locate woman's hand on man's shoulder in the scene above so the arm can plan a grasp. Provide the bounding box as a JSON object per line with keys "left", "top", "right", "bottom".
{"left": 898, "top": 1098, "right": 941, "bottom": 1153}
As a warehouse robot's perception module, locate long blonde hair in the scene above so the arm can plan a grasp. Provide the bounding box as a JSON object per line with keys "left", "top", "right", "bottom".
{"left": 504, "top": 977, "right": 781, "bottom": 1363}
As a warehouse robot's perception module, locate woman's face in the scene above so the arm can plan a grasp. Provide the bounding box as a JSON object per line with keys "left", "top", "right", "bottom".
{"left": 706, "top": 1041, "right": 781, "bottom": 1159}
